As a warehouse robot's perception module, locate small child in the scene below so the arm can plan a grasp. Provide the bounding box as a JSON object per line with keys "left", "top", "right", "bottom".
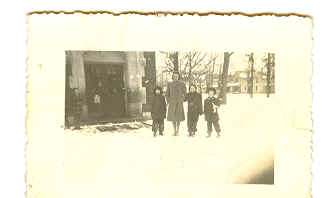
{"left": 185, "top": 85, "right": 203, "bottom": 137}
{"left": 92, "top": 81, "right": 106, "bottom": 118}
{"left": 204, "top": 87, "right": 222, "bottom": 137}
{"left": 151, "top": 86, "right": 167, "bottom": 137}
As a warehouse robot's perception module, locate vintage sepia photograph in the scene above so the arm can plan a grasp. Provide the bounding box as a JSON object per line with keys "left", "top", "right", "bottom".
{"left": 26, "top": 13, "right": 312, "bottom": 198}
{"left": 64, "top": 50, "right": 276, "bottom": 184}
{"left": 65, "top": 51, "right": 275, "bottom": 127}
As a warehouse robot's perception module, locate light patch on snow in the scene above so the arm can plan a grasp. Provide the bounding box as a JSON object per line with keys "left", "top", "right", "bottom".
{"left": 63, "top": 94, "right": 290, "bottom": 186}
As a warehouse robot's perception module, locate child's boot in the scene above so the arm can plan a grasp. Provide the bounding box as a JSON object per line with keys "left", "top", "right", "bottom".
{"left": 173, "top": 131, "right": 178, "bottom": 136}
{"left": 172, "top": 124, "right": 177, "bottom": 136}
{"left": 206, "top": 131, "right": 211, "bottom": 138}
{"left": 175, "top": 123, "right": 180, "bottom": 136}
{"left": 174, "top": 127, "right": 179, "bottom": 136}
{"left": 217, "top": 132, "right": 221, "bottom": 138}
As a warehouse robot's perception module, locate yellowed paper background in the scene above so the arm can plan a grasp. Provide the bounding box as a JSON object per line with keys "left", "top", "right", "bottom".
{"left": 26, "top": 14, "right": 312, "bottom": 198}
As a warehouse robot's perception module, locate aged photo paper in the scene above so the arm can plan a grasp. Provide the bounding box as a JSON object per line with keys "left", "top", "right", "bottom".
{"left": 26, "top": 13, "right": 312, "bottom": 198}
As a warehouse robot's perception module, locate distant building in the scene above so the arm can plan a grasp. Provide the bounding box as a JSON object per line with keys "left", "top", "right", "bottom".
{"left": 253, "top": 71, "right": 267, "bottom": 93}
{"left": 227, "top": 70, "right": 271, "bottom": 94}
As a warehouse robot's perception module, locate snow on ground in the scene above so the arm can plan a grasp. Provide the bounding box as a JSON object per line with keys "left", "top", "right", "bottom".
{"left": 64, "top": 94, "right": 289, "bottom": 187}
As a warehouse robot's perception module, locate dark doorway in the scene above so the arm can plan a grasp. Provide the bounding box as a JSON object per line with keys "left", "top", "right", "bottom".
{"left": 84, "top": 63, "right": 126, "bottom": 121}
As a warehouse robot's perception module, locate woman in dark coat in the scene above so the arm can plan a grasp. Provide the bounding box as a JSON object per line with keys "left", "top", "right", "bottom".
{"left": 151, "top": 86, "right": 167, "bottom": 137}
{"left": 165, "top": 72, "right": 187, "bottom": 136}
{"left": 185, "top": 85, "right": 203, "bottom": 137}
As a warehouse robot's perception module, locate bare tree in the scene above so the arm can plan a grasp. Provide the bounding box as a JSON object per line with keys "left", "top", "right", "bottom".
{"left": 170, "top": 52, "right": 179, "bottom": 72}
{"left": 266, "top": 53, "right": 275, "bottom": 97}
{"left": 210, "top": 57, "right": 216, "bottom": 85}
{"left": 218, "top": 54, "right": 223, "bottom": 88}
{"left": 160, "top": 51, "right": 219, "bottom": 90}
{"left": 271, "top": 53, "right": 275, "bottom": 93}
{"left": 180, "top": 52, "right": 218, "bottom": 88}
{"left": 246, "top": 53, "right": 255, "bottom": 98}
{"left": 159, "top": 51, "right": 179, "bottom": 73}
{"left": 218, "top": 52, "right": 234, "bottom": 104}
{"left": 261, "top": 53, "right": 275, "bottom": 97}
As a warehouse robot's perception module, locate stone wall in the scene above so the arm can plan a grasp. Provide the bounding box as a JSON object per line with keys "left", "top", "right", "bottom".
{"left": 124, "top": 52, "right": 146, "bottom": 117}
{"left": 68, "top": 51, "right": 89, "bottom": 120}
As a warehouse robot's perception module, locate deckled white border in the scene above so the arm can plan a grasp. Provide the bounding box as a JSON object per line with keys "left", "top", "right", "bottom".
{"left": 26, "top": 13, "right": 312, "bottom": 198}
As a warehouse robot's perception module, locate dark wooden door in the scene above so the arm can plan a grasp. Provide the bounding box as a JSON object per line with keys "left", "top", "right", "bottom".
{"left": 84, "top": 63, "right": 126, "bottom": 120}
{"left": 105, "top": 64, "right": 126, "bottom": 118}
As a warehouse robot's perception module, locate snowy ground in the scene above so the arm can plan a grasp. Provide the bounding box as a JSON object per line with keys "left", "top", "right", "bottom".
{"left": 63, "top": 94, "right": 288, "bottom": 187}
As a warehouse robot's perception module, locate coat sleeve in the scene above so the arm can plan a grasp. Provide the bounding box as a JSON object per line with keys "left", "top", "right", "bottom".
{"left": 165, "top": 83, "right": 170, "bottom": 104}
{"left": 214, "top": 98, "right": 221, "bottom": 107}
{"left": 184, "top": 93, "right": 189, "bottom": 102}
{"left": 199, "top": 94, "right": 203, "bottom": 114}
{"left": 150, "top": 98, "right": 155, "bottom": 113}
{"left": 163, "top": 96, "right": 167, "bottom": 117}
{"left": 203, "top": 99, "right": 208, "bottom": 114}
{"left": 181, "top": 82, "right": 187, "bottom": 101}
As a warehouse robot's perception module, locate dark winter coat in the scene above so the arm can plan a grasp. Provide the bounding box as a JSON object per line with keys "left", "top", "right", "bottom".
{"left": 70, "top": 91, "right": 82, "bottom": 117}
{"left": 165, "top": 80, "right": 186, "bottom": 121}
{"left": 92, "top": 86, "right": 107, "bottom": 104}
{"left": 185, "top": 92, "right": 203, "bottom": 120}
{"left": 151, "top": 94, "right": 167, "bottom": 120}
{"left": 204, "top": 96, "right": 221, "bottom": 122}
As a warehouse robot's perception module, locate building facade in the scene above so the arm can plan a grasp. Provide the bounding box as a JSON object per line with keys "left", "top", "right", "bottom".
{"left": 65, "top": 51, "right": 156, "bottom": 126}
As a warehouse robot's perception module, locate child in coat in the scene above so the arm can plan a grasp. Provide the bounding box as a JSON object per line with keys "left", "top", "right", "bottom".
{"left": 151, "top": 86, "right": 167, "bottom": 137}
{"left": 204, "top": 87, "right": 222, "bottom": 137}
{"left": 185, "top": 85, "right": 203, "bottom": 137}
{"left": 92, "top": 81, "right": 106, "bottom": 117}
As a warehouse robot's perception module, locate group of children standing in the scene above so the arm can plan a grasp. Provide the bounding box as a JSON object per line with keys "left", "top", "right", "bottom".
{"left": 150, "top": 84, "right": 222, "bottom": 138}
{"left": 68, "top": 72, "right": 223, "bottom": 137}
